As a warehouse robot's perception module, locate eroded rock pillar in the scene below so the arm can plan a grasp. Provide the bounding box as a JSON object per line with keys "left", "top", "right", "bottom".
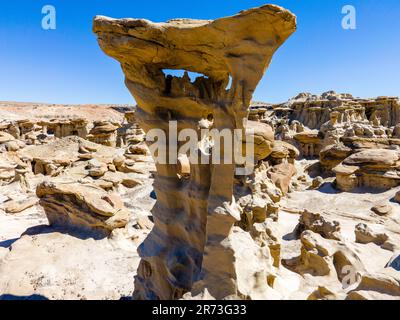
{"left": 94, "top": 4, "right": 296, "bottom": 300}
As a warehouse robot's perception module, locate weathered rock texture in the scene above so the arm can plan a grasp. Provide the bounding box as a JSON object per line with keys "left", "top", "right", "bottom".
{"left": 333, "top": 149, "right": 400, "bottom": 191}
{"left": 252, "top": 91, "right": 400, "bottom": 191}
{"left": 0, "top": 104, "right": 142, "bottom": 148}
{"left": 94, "top": 4, "right": 296, "bottom": 299}
{"left": 87, "top": 121, "right": 121, "bottom": 147}
{"left": 36, "top": 181, "right": 129, "bottom": 236}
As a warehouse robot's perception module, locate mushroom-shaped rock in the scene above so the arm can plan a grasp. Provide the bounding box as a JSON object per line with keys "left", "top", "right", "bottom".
{"left": 333, "top": 149, "right": 400, "bottom": 191}
{"left": 343, "top": 149, "right": 400, "bottom": 170}
{"left": 94, "top": 4, "right": 296, "bottom": 300}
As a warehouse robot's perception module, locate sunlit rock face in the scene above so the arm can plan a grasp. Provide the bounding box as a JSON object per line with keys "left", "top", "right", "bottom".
{"left": 94, "top": 4, "right": 296, "bottom": 300}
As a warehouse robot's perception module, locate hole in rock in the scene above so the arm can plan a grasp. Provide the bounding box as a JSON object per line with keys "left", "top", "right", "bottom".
{"left": 225, "top": 75, "right": 232, "bottom": 91}
{"left": 162, "top": 69, "right": 208, "bottom": 83}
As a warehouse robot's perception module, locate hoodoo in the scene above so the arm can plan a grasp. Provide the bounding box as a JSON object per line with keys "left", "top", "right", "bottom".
{"left": 93, "top": 4, "right": 296, "bottom": 299}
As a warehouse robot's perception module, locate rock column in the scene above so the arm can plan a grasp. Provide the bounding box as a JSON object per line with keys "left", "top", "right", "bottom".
{"left": 94, "top": 4, "right": 296, "bottom": 299}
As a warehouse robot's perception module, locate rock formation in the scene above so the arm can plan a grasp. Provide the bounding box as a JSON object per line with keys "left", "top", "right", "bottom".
{"left": 87, "top": 121, "right": 121, "bottom": 147}
{"left": 333, "top": 149, "right": 400, "bottom": 191}
{"left": 0, "top": 153, "right": 18, "bottom": 186}
{"left": 94, "top": 4, "right": 296, "bottom": 299}
{"left": 39, "top": 118, "right": 89, "bottom": 139}
{"left": 253, "top": 91, "right": 400, "bottom": 191}
{"left": 36, "top": 181, "right": 129, "bottom": 236}
{"left": 1, "top": 97, "right": 400, "bottom": 300}
{"left": 117, "top": 111, "right": 146, "bottom": 148}
{"left": 0, "top": 104, "right": 143, "bottom": 148}
{"left": 1, "top": 5, "right": 399, "bottom": 302}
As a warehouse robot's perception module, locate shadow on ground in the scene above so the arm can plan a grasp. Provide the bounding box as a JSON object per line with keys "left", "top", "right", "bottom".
{"left": 0, "top": 294, "right": 49, "bottom": 300}
{"left": 0, "top": 224, "right": 107, "bottom": 250}
{"left": 0, "top": 238, "right": 19, "bottom": 248}
{"left": 23, "top": 224, "right": 108, "bottom": 240}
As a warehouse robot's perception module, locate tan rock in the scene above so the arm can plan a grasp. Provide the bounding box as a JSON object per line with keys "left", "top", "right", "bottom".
{"left": 348, "top": 271, "right": 400, "bottom": 298}
{"left": 87, "top": 121, "right": 120, "bottom": 147}
{"left": 0, "top": 131, "right": 16, "bottom": 144}
{"left": 3, "top": 198, "right": 38, "bottom": 214}
{"left": 0, "top": 154, "right": 17, "bottom": 186}
{"left": 343, "top": 149, "right": 399, "bottom": 169}
{"left": 333, "top": 150, "right": 400, "bottom": 192}
{"left": 311, "top": 176, "right": 324, "bottom": 189}
{"left": 283, "top": 230, "right": 365, "bottom": 288}
{"left": 283, "top": 230, "right": 334, "bottom": 277}
{"left": 121, "top": 177, "right": 142, "bottom": 188}
{"left": 36, "top": 181, "right": 129, "bottom": 236}
{"left": 5, "top": 140, "right": 25, "bottom": 152}
{"left": 94, "top": 4, "right": 296, "bottom": 300}
{"left": 371, "top": 202, "right": 393, "bottom": 216}
{"left": 127, "top": 142, "right": 150, "bottom": 156}
{"left": 86, "top": 159, "right": 108, "bottom": 178}
{"left": 250, "top": 220, "right": 282, "bottom": 267}
{"left": 307, "top": 286, "right": 339, "bottom": 300}
{"left": 271, "top": 141, "right": 300, "bottom": 162}
{"left": 268, "top": 162, "right": 297, "bottom": 194}
{"left": 297, "top": 210, "right": 341, "bottom": 240}
{"left": 134, "top": 216, "right": 154, "bottom": 231}
{"left": 246, "top": 121, "right": 274, "bottom": 161}
{"left": 189, "top": 227, "right": 278, "bottom": 300}
{"left": 355, "top": 223, "right": 389, "bottom": 245}
{"left": 394, "top": 191, "right": 400, "bottom": 203}
{"left": 320, "top": 144, "right": 352, "bottom": 170}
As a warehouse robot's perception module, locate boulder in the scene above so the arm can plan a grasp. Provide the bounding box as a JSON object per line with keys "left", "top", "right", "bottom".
{"left": 355, "top": 223, "right": 389, "bottom": 245}
{"left": 245, "top": 121, "right": 274, "bottom": 161}
{"left": 333, "top": 149, "right": 400, "bottom": 191}
{"left": 3, "top": 198, "right": 38, "bottom": 214}
{"left": 86, "top": 158, "right": 108, "bottom": 178}
{"left": 348, "top": 271, "right": 400, "bottom": 299}
{"left": 36, "top": 181, "right": 129, "bottom": 236}
{"left": 311, "top": 176, "right": 324, "bottom": 189}
{"left": 268, "top": 162, "right": 297, "bottom": 195}
{"left": 371, "top": 202, "right": 393, "bottom": 216}
{"left": 297, "top": 210, "right": 341, "bottom": 240}
{"left": 87, "top": 121, "right": 120, "bottom": 147}
{"left": 394, "top": 190, "right": 400, "bottom": 203}
{"left": 0, "top": 154, "right": 17, "bottom": 186}
{"left": 320, "top": 144, "right": 352, "bottom": 170}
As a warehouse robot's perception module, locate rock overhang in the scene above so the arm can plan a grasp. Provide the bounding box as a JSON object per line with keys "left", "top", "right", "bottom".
{"left": 93, "top": 4, "right": 296, "bottom": 89}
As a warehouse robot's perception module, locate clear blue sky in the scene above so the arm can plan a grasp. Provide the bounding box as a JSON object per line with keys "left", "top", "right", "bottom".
{"left": 0, "top": 0, "right": 399, "bottom": 104}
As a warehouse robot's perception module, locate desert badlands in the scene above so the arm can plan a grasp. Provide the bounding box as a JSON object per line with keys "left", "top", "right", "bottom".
{"left": 0, "top": 4, "right": 399, "bottom": 301}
